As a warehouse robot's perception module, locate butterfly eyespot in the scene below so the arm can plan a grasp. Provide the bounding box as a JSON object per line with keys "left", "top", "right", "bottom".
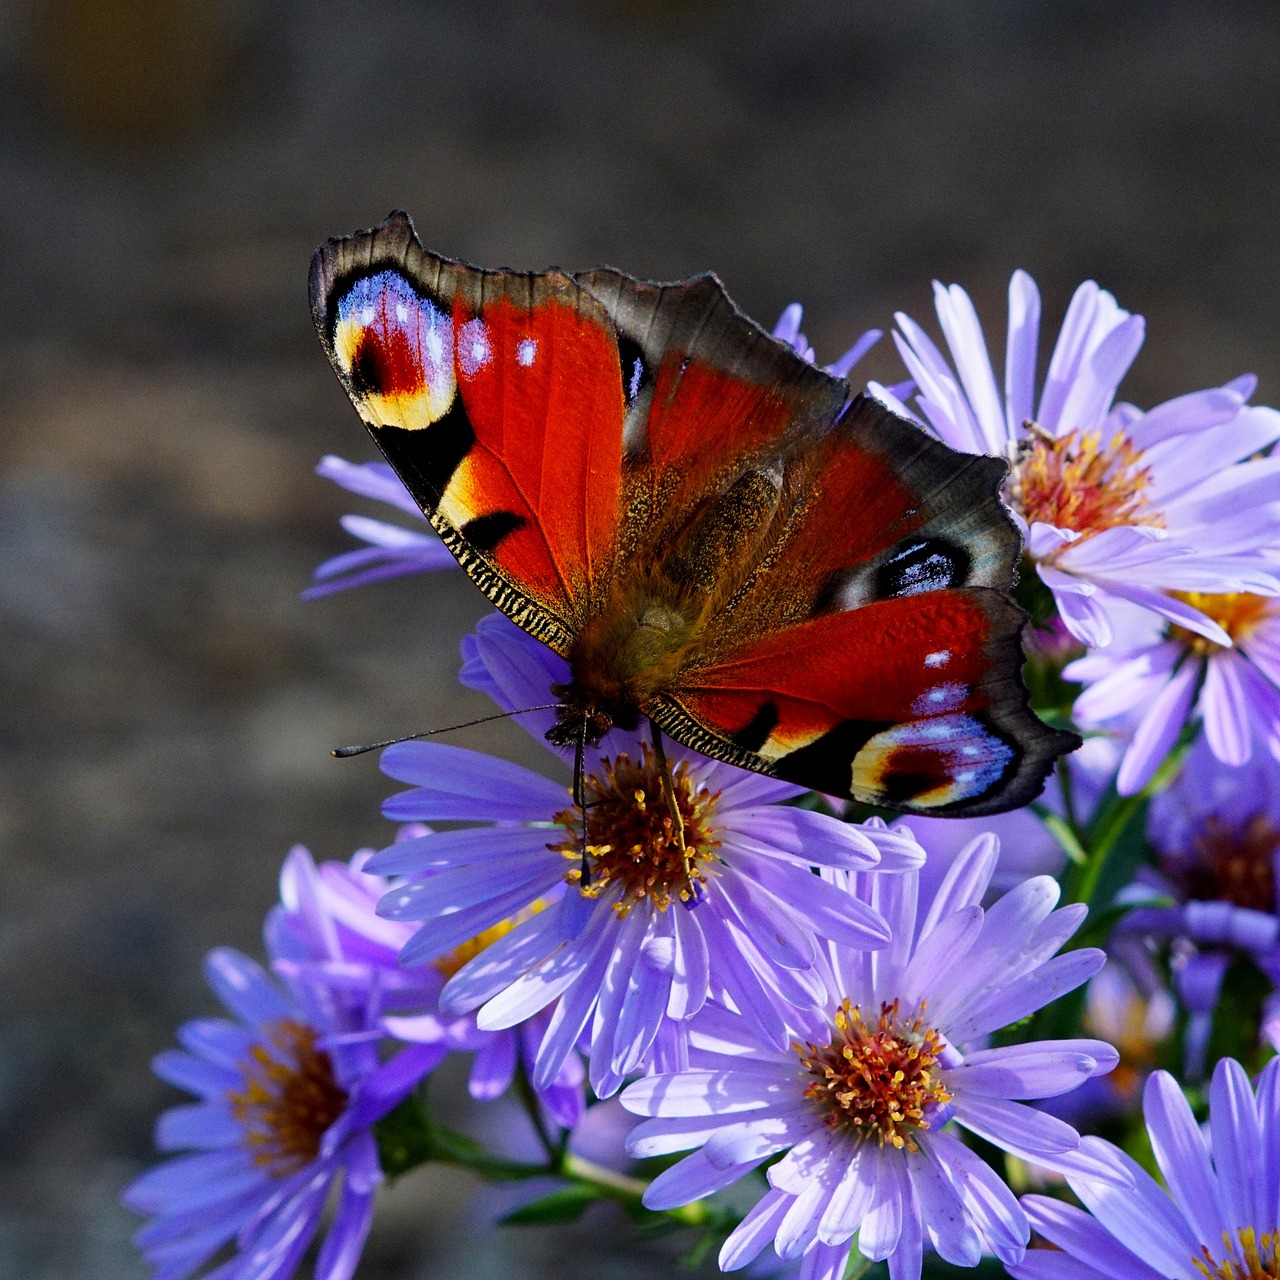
{"left": 875, "top": 538, "right": 971, "bottom": 599}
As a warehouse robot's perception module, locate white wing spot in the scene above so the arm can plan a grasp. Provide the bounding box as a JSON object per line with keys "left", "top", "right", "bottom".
{"left": 458, "top": 319, "right": 493, "bottom": 378}
{"left": 395, "top": 302, "right": 409, "bottom": 322}
{"left": 360, "top": 306, "right": 375, "bottom": 324}
{"left": 516, "top": 337, "right": 537, "bottom": 366}
{"left": 924, "top": 650, "right": 951, "bottom": 668}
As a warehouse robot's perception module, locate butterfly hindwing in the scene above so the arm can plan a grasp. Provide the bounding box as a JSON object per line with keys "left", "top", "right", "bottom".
{"left": 310, "top": 212, "right": 627, "bottom": 650}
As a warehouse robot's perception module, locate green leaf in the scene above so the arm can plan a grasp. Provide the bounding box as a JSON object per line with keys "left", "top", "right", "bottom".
{"left": 500, "top": 1183, "right": 598, "bottom": 1225}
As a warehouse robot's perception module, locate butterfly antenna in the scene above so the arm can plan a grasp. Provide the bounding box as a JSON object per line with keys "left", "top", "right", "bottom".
{"left": 331, "top": 705, "right": 563, "bottom": 758}
{"left": 649, "top": 718, "right": 700, "bottom": 908}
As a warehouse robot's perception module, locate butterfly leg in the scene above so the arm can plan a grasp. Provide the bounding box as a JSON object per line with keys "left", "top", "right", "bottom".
{"left": 574, "top": 723, "right": 593, "bottom": 890}
{"left": 649, "top": 717, "right": 700, "bottom": 906}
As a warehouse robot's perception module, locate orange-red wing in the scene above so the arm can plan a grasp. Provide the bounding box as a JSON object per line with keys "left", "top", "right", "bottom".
{"left": 310, "top": 212, "right": 625, "bottom": 651}
{"left": 573, "top": 269, "right": 848, "bottom": 550}
{"left": 659, "top": 590, "right": 1074, "bottom": 817}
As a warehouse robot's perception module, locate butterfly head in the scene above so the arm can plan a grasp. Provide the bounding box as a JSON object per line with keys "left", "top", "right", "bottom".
{"left": 545, "top": 687, "right": 616, "bottom": 750}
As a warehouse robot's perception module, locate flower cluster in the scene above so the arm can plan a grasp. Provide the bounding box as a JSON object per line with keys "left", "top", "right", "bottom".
{"left": 125, "top": 276, "right": 1280, "bottom": 1280}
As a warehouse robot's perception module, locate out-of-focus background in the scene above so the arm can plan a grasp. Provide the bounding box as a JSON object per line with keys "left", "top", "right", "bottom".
{"left": 3, "top": 1, "right": 1279, "bottom": 1275}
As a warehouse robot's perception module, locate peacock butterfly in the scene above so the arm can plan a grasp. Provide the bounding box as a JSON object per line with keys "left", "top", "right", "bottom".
{"left": 310, "top": 211, "right": 1075, "bottom": 819}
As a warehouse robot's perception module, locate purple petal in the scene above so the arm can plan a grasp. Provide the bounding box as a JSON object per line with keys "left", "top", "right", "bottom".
{"left": 1021, "top": 1195, "right": 1162, "bottom": 1280}
{"left": 1115, "top": 660, "right": 1200, "bottom": 795}
{"left": 950, "top": 1041, "right": 1117, "bottom": 1099}
{"left": 1005, "top": 269, "right": 1041, "bottom": 437}
{"left": 720, "top": 1187, "right": 791, "bottom": 1270}
{"left": 314, "top": 1179, "right": 377, "bottom": 1280}
{"left": 203, "top": 949, "right": 291, "bottom": 1030}
{"left": 1142, "top": 1069, "right": 1226, "bottom": 1247}
{"left": 643, "top": 1149, "right": 754, "bottom": 1209}
{"left": 622, "top": 1070, "right": 793, "bottom": 1118}
{"left": 1201, "top": 652, "right": 1253, "bottom": 766}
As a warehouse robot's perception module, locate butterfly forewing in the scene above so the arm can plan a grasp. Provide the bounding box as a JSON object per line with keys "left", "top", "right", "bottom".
{"left": 311, "top": 211, "right": 1076, "bottom": 816}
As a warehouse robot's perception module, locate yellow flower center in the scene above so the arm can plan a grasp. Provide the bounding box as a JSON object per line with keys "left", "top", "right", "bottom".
{"left": 551, "top": 746, "right": 720, "bottom": 915}
{"left": 228, "top": 1019, "right": 348, "bottom": 1176}
{"left": 1006, "top": 425, "right": 1161, "bottom": 542}
{"left": 1195, "top": 1228, "right": 1280, "bottom": 1279}
{"left": 1169, "top": 592, "right": 1272, "bottom": 655}
{"left": 1175, "top": 813, "right": 1280, "bottom": 913}
{"left": 796, "top": 998, "right": 952, "bottom": 1153}
{"left": 434, "top": 901, "right": 547, "bottom": 979}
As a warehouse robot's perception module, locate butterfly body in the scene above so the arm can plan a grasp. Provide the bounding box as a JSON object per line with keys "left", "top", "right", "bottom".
{"left": 312, "top": 211, "right": 1076, "bottom": 816}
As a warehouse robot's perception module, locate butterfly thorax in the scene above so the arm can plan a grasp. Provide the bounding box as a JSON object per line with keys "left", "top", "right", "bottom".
{"left": 548, "top": 579, "right": 703, "bottom": 747}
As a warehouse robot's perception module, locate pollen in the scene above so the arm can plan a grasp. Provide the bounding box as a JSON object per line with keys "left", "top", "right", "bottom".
{"left": 796, "top": 998, "right": 952, "bottom": 1153}
{"left": 551, "top": 745, "right": 720, "bottom": 915}
{"left": 1168, "top": 591, "right": 1273, "bottom": 656}
{"left": 1173, "top": 813, "right": 1280, "bottom": 914}
{"left": 1006, "top": 424, "right": 1161, "bottom": 542}
{"left": 1194, "top": 1227, "right": 1280, "bottom": 1280}
{"left": 434, "top": 901, "right": 547, "bottom": 979}
{"left": 228, "top": 1019, "right": 348, "bottom": 1176}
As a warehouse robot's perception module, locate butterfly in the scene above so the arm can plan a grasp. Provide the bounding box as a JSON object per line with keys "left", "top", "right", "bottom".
{"left": 310, "top": 210, "right": 1076, "bottom": 822}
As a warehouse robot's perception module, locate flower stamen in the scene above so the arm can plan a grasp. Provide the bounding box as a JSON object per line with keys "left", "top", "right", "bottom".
{"left": 1194, "top": 1226, "right": 1280, "bottom": 1279}
{"left": 228, "top": 1019, "right": 347, "bottom": 1176}
{"left": 796, "top": 998, "right": 952, "bottom": 1153}
{"left": 1007, "top": 424, "right": 1160, "bottom": 541}
{"left": 1169, "top": 592, "right": 1271, "bottom": 655}
{"left": 551, "top": 746, "right": 720, "bottom": 915}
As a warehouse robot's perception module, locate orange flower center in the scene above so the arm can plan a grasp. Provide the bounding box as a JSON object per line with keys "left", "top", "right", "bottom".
{"left": 1006, "top": 425, "right": 1161, "bottom": 542}
{"left": 434, "top": 902, "right": 547, "bottom": 979}
{"left": 1195, "top": 1228, "right": 1280, "bottom": 1279}
{"left": 1169, "top": 592, "right": 1272, "bottom": 655}
{"left": 228, "top": 1019, "right": 348, "bottom": 1176}
{"left": 551, "top": 746, "right": 720, "bottom": 915}
{"left": 796, "top": 998, "right": 952, "bottom": 1153}
{"left": 1175, "top": 813, "right": 1280, "bottom": 913}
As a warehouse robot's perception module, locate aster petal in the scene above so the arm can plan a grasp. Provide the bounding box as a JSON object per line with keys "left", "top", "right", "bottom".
{"left": 719, "top": 1188, "right": 792, "bottom": 1270}
{"left": 953, "top": 1095, "right": 1082, "bottom": 1161}
{"left": 315, "top": 455, "right": 422, "bottom": 516}
{"left": 910, "top": 1147, "right": 983, "bottom": 1267}
{"left": 716, "top": 867, "right": 818, "bottom": 971}
{"left": 335, "top": 1043, "right": 445, "bottom": 1138}
{"left": 1208, "top": 1056, "right": 1265, "bottom": 1232}
{"left": 627, "top": 1113, "right": 730, "bottom": 1159}
{"left": 1056, "top": 315, "right": 1144, "bottom": 440}
{"left": 898, "top": 905, "right": 983, "bottom": 1008}
{"left": 949, "top": 1041, "right": 1117, "bottom": 1099}
{"left": 947, "top": 948, "right": 1106, "bottom": 1044}
{"left": 887, "top": 1174, "right": 923, "bottom": 1280}
{"left": 396, "top": 879, "right": 561, "bottom": 966}
{"left": 1201, "top": 652, "right": 1253, "bottom": 766}
{"left": 918, "top": 834, "right": 999, "bottom": 935}
{"left": 703, "top": 1105, "right": 821, "bottom": 1170}
{"left": 776, "top": 1141, "right": 844, "bottom": 1259}
{"left": 235, "top": 1167, "right": 330, "bottom": 1280}
{"left": 826, "top": 328, "right": 882, "bottom": 378}
{"left": 801, "top": 1242, "right": 853, "bottom": 1280}
{"left": 379, "top": 742, "right": 568, "bottom": 823}
{"left": 314, "top": 1179, "right": 377, "bottom": 1280}
{"left": 622, "top": 1070, "right": 792, "bottom": 1118}
{"left": 1115, "top": 660, "right": 1200, "bottom": 796}
{"left": 152, "top": 1050, "right": 240, "bottom": 1101}
{"left": 1004, "top": 269, "right": 1041, "bottom": 437}
{"left": 377, "top": 857, "right": 555, "bottom": 921}
{"left": 155, "top": 1102, "right": 240, "bottom": 1151}
{"left": 610, "top": 915, "right": 672, "bottom": 1081}
{"left": 1127, "top": 382, "right": 1251, "bottom": 450}
{"left": 818, "top": 1145, "right": 876, "bottom": 1245}
{"left": 124, "top": 1149, "right": 260, "bottom": 1214}
{"left": 532, "top": 928, "right": 612, "bottom": 1090}
{"left": 1143, "top": 1069, "right": 1227, "bottom": 1247}
{"left": 930, "top": 1129, "right": 1028, "bottom": 1262}
{"left": 727, "top": 807, "right": 882, "bottom": 868}
{"left": 204, "top": 949, "right": 291, "bottom": 1030}
{"left": 642, "top": 1149, "right": 755, "bottom": 1209}
{"left": 477, "top": 917, "right": 611, "bottom": 1032}
{"left": 176, "top": 1018, "right": 254, "bottom": 1071}
{"left": 933, "top": 281, "right": 1007, "bottom": 454}
{"left": 440, "top": 904, "right": 575, "bottom": 1014}
{"left": 1020, "top": 1195, "right": 1163, "bottom": 1280}
{"left": 667, "top": 896, "right": 710, "bottom": 1019}
{"left": 1067, "top": 1137, "right": 1200, "bottom": 1274}
{"left": 852, "top": 1149, "right": 908, "bottom": 1263}
{"left": 700, "top": 910, "right": 793, "bottom": 1050}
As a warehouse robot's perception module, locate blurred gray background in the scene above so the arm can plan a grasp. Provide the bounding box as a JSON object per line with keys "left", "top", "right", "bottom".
{"left": 3, "top": 0, "right": 1279, "bottom": 1275}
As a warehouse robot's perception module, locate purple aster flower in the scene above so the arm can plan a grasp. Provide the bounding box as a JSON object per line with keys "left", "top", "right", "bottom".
{"left": 1067, "top": 592, "right": 1280, "bottom": 794}
{"left": 273, "top": 843, "right": 586, "bottom": 1131}
{"left": 122, "top": 938, "right": 440, "bottom": 1280}
{"left": 368, "top": 611, "right": 924, "bottom": 1101}
{"left": 304, "top": 455, "right": 455, "bottom": 598}
{"left": 619, "top": 833, "right": 1120, "bottom": 1280}
{"left": 770, "top": 305, "right": 882, "bottom": 379}
{"left": 1116, "top": 736, "right": 1280, "bottom": 1072}
{"left": 1012, "top": 1058, "right": 1280, "bottom": 1280}
{"left": 889, "top": 271, "right": 1280, "bottom": 648}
